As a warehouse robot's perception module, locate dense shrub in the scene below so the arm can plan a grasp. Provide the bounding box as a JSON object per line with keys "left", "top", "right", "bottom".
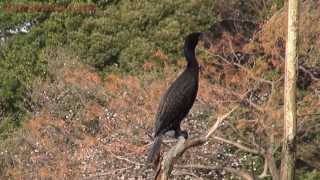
{"left": 0, "top": 0, "right": 217, "bottom": 134}
{"left": 298, "top": 170, "right": 320, "bottom": 180}
{"left": 67, "top": 0, "right": 217, "bottom": 72}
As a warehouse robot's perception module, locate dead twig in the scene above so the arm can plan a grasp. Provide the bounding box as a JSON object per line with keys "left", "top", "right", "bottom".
{"left": 172, "top": 170, "right": 200, "bottom": 178}
{"left": 224, "top": 167, "right": 256, "bottom": 180}
{"left": 297, "top": 113, "right": 320, "bottom": 117}
{"left": 85, "top": 167, "right": 130, "bottom": 178}
{"left": 213, "top": 136, "right": 259, "bottom": 155}
{"left": 205, "top": 51, "right": 272, "bottom": 85}
{"left": 177, "top": 164, "right": 255, "bottom": 180}
{"left": 211, "top": 84, "right": 264, "bottom": 112}
{"left": 258, "top": 158, "right": 269, "bottom": 179}
{"left": 206, "top": 105, "right": 239, "bottom": 139}
{"left": 106, "top": 149, "right": 143, "bottom": 167}
{"left": 299, "top": 65, "right": 320, "bottom": 81}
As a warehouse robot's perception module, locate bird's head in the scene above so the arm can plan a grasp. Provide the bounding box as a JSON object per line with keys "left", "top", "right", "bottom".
{"left": 184, "top": 32, "right": 202, "bottom": 50}
{"left": 184, "top": 32, "right": 213, "bottom": 50}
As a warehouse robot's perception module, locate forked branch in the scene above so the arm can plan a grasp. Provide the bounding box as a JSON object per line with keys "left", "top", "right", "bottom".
{"left": 154, "top": 105, "right": 239, "bottom": 180}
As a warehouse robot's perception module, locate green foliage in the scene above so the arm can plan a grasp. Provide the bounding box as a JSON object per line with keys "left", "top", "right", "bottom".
{"left": 273, "top": 0, "right": 284, "bottom": 10}
{"left": 0, "top": 72, "right": 25, "bottom": 113}
{"left": 298, "top": 170, "right": 320, "bottom": 180}
{"left": 264, "top": 68, "right": 281, "bottom": 81}
{"left": 2, "top": 0, "right": 216, "bottom": 73}
{"left": 0, "top": 15, "right": 48, "bottom": 133}
{"left": 118, "top": 37, "right": 155, "bottom": 72}
{"left": 0, "top": 0, "right": 216, "bottom": 136}
{"left": 0, "top": 29, "right": 47, "bottom": 124}
{"left": 0, "top": 116, "right": 22, "bottom": 139}
{"left": 68, "top": 0, "right": 217, "bottom": 72}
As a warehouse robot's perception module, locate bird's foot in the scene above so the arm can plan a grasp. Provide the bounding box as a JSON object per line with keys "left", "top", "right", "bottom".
{"left": 175, "top": 130, "right": 188, "bottom": 139}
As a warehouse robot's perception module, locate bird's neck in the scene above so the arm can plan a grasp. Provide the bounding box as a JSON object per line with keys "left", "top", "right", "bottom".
{"left": 184, "top": 46, "right": 199, "bottom": 70}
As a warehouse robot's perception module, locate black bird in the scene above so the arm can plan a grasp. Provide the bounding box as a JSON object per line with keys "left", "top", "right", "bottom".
{"left": 147, "top": 32, "right": 202, "bottom": 164}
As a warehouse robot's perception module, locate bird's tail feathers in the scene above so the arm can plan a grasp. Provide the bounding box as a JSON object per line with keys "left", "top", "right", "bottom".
{"left": 147, "top": 135, "right": 162, "bottom": 165}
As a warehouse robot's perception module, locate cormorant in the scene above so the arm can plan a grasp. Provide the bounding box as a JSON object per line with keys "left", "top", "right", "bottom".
{"left": 147, "top": 32, "right": 202, "bottom": 164}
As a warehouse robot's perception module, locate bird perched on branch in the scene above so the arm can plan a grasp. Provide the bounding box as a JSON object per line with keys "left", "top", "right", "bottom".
{"left": 147, "top": 32, "right": 204, "bottom": 165}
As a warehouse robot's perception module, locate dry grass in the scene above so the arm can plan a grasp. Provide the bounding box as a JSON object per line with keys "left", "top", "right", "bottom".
{"left": 64, "top": 68, "right": 101, "bottom": 91}
{"left": 258, "top": 1, "right": 320, "bottom": 66}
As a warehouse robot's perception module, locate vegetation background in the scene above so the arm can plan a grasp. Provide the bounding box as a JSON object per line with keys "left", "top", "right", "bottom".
{"left": 0, "top": 0, "right": 319, "bottom": 179}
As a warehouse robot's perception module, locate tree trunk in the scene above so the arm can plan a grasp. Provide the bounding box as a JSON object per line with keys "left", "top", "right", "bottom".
{"left": 280, "top": 0, "right": 299, "bottom": 180}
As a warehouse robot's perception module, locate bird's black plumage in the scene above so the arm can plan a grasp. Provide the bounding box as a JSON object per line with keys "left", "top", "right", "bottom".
{"left": 147, "top": 32, "right": 201, "bottom": 164}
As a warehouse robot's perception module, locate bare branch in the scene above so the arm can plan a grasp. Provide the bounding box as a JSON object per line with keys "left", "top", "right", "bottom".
{"left": 203, "top": 50, "right": 272, "bottom": 85}
{"left": 297, "top": 113, "right": 320, "bottom": 117}
{"left": 176, "top": 164, "right": 221, "bottom": 170}
{"left": 206, "top": 105, "right": 239, "bottom": 139}
{"left": 85, "top": 167, "right": 130, "bottom": 178}
{"left": 172, "top": 170, "right": 200, "bottom": 178}
{"left": 106, "top": 149, "right": 143, "bottom": 166}
{"left": 154, "top": 105, "right": 239, "bottom": 179}
{"left": 177, "top": 164, "right": 256, "bottom": 180}
{"left": 258, "top": 158, "right": 270, "bottom": 179}
{"left": 212, "top": 84, "right": 265, "bottom": 112}
{"left": 224, "top": 167, "right": 256, "bottom": 180}
{"left": 266, "top": 145, "right": 280, "bottom": 180}
{"left": 299, "top": 65, "right": 320, "bottom": 81}
{"left": 227, "top": 38, "right": 273, "bottom": 85}
{"left": 213, "top": 136, "right": 259, "bottom": 155}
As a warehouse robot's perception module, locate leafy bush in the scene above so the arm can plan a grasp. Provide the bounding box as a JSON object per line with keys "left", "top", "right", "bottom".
{"left": 68, "top": 0, "right": 217, "bottom": 72}
{"left": 273, "top": 0, "right": 284, "bottom": 9}
{"left": 0, "top": 0, "right": 217, "bottom": 135}
{"left": 298, "top": 170, "right": 320, "bottom": 180}
{"left": 118, "top": 37, "right": 155, "bottom": 72}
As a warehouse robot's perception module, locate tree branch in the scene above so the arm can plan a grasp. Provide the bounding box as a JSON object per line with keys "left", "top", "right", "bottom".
{"left": 224, "top": 167, "right": 256, "bottom": 180}
{"left": 204, "top": 50, "right": 272, "bottom": 85}
{"left": 154, "top": 105, "right": 239, "bottom": 179}
{"left": 213, "top": 136, "right": 259, "bottom": 155}
{"left": 258, "top": 158, "right": 269, "bottom": 179}
{"left": 206, "top": 105, "right": 239, "bottom": 139}
{"left": 177, "top": 164, "right": 256, "bottom": 180}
